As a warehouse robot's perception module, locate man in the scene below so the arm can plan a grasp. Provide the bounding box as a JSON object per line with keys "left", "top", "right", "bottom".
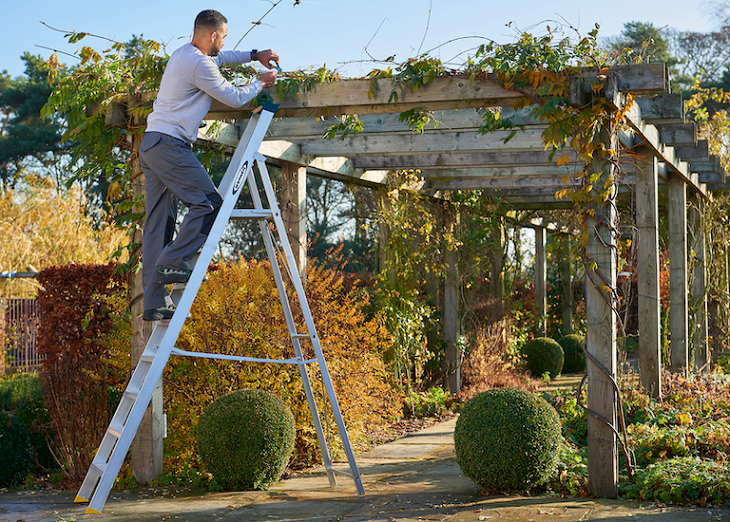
{"left": 140, "top": 9, "right": 279, "bottom": 321}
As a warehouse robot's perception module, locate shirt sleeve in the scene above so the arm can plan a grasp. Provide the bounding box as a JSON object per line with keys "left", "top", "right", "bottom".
{"left": 192, "top": 57, "right": 262, "bottom": 108}
{"left": 214, "top": 50, "right": 253, "bottom": 67}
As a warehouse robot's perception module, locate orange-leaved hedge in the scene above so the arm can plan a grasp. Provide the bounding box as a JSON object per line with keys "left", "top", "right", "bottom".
{"left": 36, "top": 263, "right": 128, "bottom": 482}
{"left": 165, "top": 259, "right": 401, "bottom": 472}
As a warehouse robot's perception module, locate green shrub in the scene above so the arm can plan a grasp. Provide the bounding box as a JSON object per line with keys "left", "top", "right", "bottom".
{"left": 557, "top": 335, "right": 585, "bottom": 373}
{"left": 404, "top": 387, "right": 448, "bottom": 418}
{"left": 0, "top": 373, "right": 43, "bottom": 411}
{"left": 14, "top": 395, "right": 55, "bottom": 470}
{"left": 521, "top": 337, "right": 564, "bottom": 379}
{"left": 196, "top": 389, "right": 295, "bottom": 490}
{"left": 454, "top": 387, "right": 562, "bottom": 491}
{"left": 620, "top": 457, "right": 730, "bottom": 505}
{"left": 0, "top": 411, "right": 34, "bottom": 487}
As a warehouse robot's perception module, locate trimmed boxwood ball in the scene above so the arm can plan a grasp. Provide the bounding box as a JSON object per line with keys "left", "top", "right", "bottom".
{"left": 558, "top": 334, "right": 586, "bottom": 373}
{"left": 521, "top": 337, "right": 564, "bottom": 379}
{"left": 454, "top": 387, "right": 561, "bottom": 491}
{"left": 0, "top": 411, "right": 34, "bottom": 487}
{"left": 196, "top": 389, "right": 295, "bottom": 490}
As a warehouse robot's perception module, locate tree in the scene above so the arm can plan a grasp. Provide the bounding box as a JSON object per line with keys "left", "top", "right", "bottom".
{"left": 0, "top": 53, "right": 64, "bottom": 192}
{"left": 610, "top": 22, "right": 676, "bottom": 66}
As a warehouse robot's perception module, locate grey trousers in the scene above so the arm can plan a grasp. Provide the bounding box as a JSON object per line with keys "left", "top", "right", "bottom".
{"left": 140, "top": 132, "right": 223, "bottom": 310}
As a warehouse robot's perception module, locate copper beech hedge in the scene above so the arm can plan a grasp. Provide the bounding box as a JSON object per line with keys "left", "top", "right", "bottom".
{"left": 36, "top": 263, "right": 127, "bottom": 482}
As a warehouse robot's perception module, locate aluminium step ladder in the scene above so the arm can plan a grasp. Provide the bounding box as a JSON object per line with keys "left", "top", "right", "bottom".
{"left": 75, "top": 104, "right": 365, "bottom": 514}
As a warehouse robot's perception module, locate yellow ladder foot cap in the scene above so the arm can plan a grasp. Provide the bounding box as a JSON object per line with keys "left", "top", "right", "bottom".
{"left": 86, "top": 507, "right": 101, "bottom": 514}
{"left": 74, "top": 495, "right": 88, "bottom": 503}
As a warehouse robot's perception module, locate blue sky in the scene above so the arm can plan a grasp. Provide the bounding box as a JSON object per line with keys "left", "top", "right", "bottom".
{"left": 2, "top": 0, "right": 720, "bottom": 79}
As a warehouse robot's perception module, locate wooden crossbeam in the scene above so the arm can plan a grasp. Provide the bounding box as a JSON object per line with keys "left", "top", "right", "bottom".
{"left": 636, "top": 95, "right": 684, "bottom": 124}
{"left": 294, "top": 127, "right": 548, "bottom": 156}
{"left": 205, "top": 64, "right": 670, "bottom": 120}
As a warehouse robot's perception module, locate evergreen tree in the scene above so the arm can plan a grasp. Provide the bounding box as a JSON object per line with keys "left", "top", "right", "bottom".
{"left": 0, "top": 53, "right": 64, "bottom": 192}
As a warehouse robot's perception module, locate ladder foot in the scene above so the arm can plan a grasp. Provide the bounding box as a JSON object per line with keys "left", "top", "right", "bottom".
{"left": 86, "top": 507, "right": 101, "bottom": 514}
{"left": 74, "top": 495, "right": 88, "bottom": 503}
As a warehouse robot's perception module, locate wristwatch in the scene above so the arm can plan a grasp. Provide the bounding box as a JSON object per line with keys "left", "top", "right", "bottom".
{"left": 251, "top": 49, "right": 258, "bottom": 61}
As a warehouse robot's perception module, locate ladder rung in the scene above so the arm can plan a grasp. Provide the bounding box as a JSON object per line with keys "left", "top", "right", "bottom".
{"left": 292, "top": 333, "right": 311, "bottom": 339}
{"left": 139, "top": 354, "right": 156, "bottom": 364}
{"left": 89, "top": 462, "right": 106, "bottom": 476}
{"left": 123, "top": 390, "right": 139, "bottom": 401}
{"left": 107, "top": 425, "right": 123, "bottom": 439}
{"left": 230, "top": 209, "right": 274, "bottom": 220}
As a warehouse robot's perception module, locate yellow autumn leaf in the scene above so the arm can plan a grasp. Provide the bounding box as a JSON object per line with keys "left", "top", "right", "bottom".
{"left": 556, "top": 153, "right": 571, "bottom": 167}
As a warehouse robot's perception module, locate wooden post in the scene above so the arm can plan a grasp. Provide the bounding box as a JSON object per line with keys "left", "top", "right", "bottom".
{"left": 690, "top": 198, "right": 709, "bottom": 371}
{"left": 444, "top": 208, "right": 461, "bottom": 395}
{"left": 668, "top": 174, "right": 689, "bottom": 376}
{"left": 130, "top": 128, "right": 164, "bottom": 483}
{"left": 281, "top": 161, "right": 307, "bottom": 278}
{"left": 535, "top": 226, "right": 547, "bottom": 337}
{"left": 559, "top": 235, "right": 573, "bottom": 335}
{"left": 635, "top": 148, "right": 661, "bottom": 398}
{"left": 584, "top": 140, "right": 618, "bottom": 498}
{"left": 490, "top": 216, "right": 505, "bottom": 321}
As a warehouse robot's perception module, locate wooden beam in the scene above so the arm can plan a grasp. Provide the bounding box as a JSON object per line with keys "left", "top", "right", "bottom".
{"left": 624, "top": 103, "right": 704, "bottom": 195}
{"left": 668, "top": 174, "right": 689, "bottom": 376}
{"left": 294, "top": 126, "right": 549, "bottom": 156}
{"left": 208, "top": 77, "right": 527, "bottom": 120}
{"left": 658, "top": 123, "right": 697, "bottom": 147}
{"left": 204, "top": 64, "right": 670, "bottom": 120}
{"left": 353, "top": 150, "right": 577, "bottom": 170}
{"left": 636, "top": 94, "right": 684, "bottom": 124}
{"left": 635, "top": 149, "right": 662, "bottom": 398}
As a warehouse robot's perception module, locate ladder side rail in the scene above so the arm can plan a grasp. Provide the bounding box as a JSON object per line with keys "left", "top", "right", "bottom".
{"left": 255, "top": 156, "right": 365, "bottom": 495}
{"left": 216, "top": 109, "right": 270, "bottom": 195}
{"left": 82, "top": 107, "right": 280, "bottom": 513}
{"left": 87, "top": 343, "right": 175, "bottom": 512}
{"left": 76, "top": 323, "right": 171, "bottom": 502}
{"left": 246, "top": 166, "right": 338, "bottom": 486}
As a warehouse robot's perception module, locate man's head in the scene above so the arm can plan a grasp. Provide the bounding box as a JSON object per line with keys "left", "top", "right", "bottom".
{"left": 193, "top": 10, "right": 228, "bottom": 57}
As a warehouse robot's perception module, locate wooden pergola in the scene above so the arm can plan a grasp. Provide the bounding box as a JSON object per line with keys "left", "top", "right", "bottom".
{"left": 125, "top": 63, "right": 725, "bottom": 498}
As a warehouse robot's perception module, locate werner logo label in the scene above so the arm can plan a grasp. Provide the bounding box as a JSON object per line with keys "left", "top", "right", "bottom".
{"left": 232, "top": 160, "right": 249, "bottom": 195}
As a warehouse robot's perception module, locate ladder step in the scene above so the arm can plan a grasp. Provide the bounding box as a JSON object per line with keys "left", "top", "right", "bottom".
{"left": 139, "top": 354, "right": 156, "bottom": 364}
{"left": 230, "top": 209, "right": 274, "bottom": 220}
{"left": 292, "top": 333, "right": 311, "bottom": 339}
{"left": 123, "top": 389, "right": 139, "bottom": 401}
{"left": 89, "top": 462, "right": 106, "bottom": 476}
{"left": 107, "top": 425, "right": 123, "bottom": 439}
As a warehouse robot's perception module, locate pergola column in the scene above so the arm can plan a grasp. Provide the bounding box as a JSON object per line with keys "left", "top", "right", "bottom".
{"left": 281, "top": 161, "right": 307, "bottom": 278}
{"left": 534, "top": 226, "right": 547, "bottom": 337}
{"left": 584, "top": 136, "right": 619, "bottom": 498}
{"left": 130, "top": 127, "right": 163, "bottom": 484}
{"left": 635, "top": 148, "right": 661, "bottom": 398}
{"left": 668, "top": 174, "right": 689, "bottom": 376}
{"left": 559, "top": 235, "right": 573, "bottom": 335}
{"left": 690, "top": 197, "right": 709, "bottom": 371}
{"left": 444, "top": 208, "right": 461, "bottom": 394}
{"left": 490, "top": 216, "right": 505, "bottom": 319}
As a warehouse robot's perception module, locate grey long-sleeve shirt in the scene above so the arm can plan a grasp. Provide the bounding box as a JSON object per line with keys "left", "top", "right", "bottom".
{"left": 146, "top": 43, "right": 262, "bottom": 143}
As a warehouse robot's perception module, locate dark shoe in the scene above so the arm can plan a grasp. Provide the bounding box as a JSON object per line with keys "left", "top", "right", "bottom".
{"left": 142, "top": 303, "right": 177, "bottom": 321}
{"left": 154, "top": 263, "right": 192, "bottom": 284}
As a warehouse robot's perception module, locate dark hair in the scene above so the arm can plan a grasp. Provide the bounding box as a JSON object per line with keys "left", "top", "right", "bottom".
{"left": 195, "top": 10, "right": 228, "bottom": 33}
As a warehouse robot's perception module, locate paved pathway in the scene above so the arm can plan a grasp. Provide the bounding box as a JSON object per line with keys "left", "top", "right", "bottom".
{"left": 1, "top": 418, "right": 729, "bottom": 521}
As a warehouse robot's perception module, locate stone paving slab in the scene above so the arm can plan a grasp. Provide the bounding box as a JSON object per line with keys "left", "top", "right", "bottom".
{"left": 1, "top": 417, "right": 730, "bottom": 522}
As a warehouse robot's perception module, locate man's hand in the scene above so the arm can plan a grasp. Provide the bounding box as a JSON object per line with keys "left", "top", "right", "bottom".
{"left": 257, "top": 49, "right": 280, "bottom": 69}
{"left": 258, "top": 71, "right": 277, "bottom": 88}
